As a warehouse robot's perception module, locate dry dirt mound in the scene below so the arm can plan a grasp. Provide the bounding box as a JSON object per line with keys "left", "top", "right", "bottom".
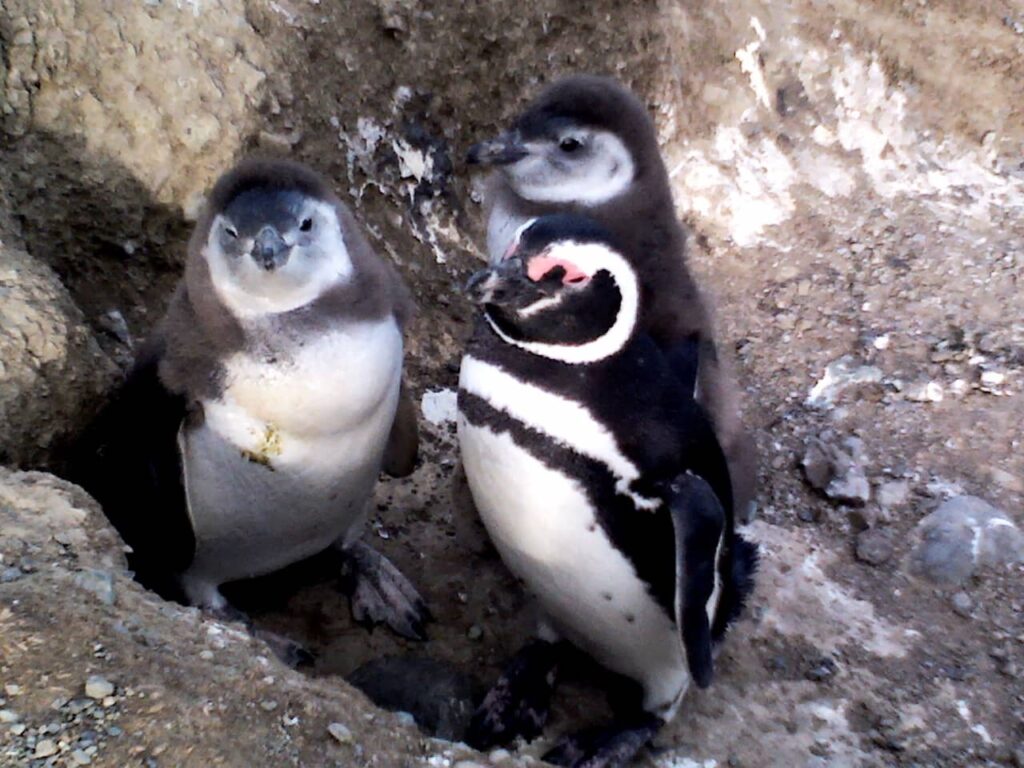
{"left": 1, "top": 2, "right": 1022, "bottom": 767}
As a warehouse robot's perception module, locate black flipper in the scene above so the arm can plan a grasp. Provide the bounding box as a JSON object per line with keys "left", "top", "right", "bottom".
{"left": 668, "top": 472, "right": 725, "bottom": 690}
{"left": 66, "top": 338, "right": 195, "bottom": 599}
{"left": 465, "top": 638, "right": 565, "bottom": 750}
{"left": 382, "top": 382, "right": 419, "bottom": 478}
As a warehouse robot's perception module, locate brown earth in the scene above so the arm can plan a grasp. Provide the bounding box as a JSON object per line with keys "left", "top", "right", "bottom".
{"left": 1, "top": 1, "right": 1022, "bottom": 767}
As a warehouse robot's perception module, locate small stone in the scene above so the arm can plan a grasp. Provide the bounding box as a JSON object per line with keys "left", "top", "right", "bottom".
{"left": 0, "top": 566, "right": 23, "bottom": 583}
{"left": 801, "top": 435, "right": 870, "bottom": 506}
{"left": 107, "top": 725, "right": 123, "bottom": 737}
{"left": 467, "top": 624, "right": 483, "bottom": 641}
{"left": 34, "top": 739, "right": 58, "bottom": 758}
{"left": 327, "top": 722, "right": 353, "bottom": 744}
{"left": 10, "top": 723, "right": 26, "bottom": 736}
{"left": 856, "top": 529, "right": 894, "bottom": 565}
{"left": 876, "top": 480, "right": 910, "bottom": 509}
{"left": 805, "top": 657, "right": 837, "bottom": 682}
{"left": 101, "top": 696, "right": 116, "bottom": 708}
{"left": 951, "top": 592, "right": 973, "bottom": 617}
{"left": 0, "top": 709, "right": 19, "bottom": 723}
{"left": 84, "top": 676, "right": 115, "bottom": 700}
{"left": 4, "top": 684, "right": 21, "bottom": 696}
{"left": 905, "top": 381, "right": 944, "bottom": 403}
{"left": 199, "top": 650, "right": 214, "bottom": 661}
{"left": 73, "top": 570, "right": 117, "bottom": 606}
{"left": 260, "top": 700, "right": 278, "bottom": 712}
{"left": 71, "top": 749, "right": 92, "bottom": 765}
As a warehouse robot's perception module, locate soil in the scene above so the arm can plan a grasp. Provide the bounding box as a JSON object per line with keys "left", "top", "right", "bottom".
{"left": 2, "top": 1, "right": 1023, "bottom": 767}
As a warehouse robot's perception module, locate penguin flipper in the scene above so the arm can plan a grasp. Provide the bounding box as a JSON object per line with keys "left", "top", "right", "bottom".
{"left": 668, "top": 472, "right": 725, "bottom": 690}
{"left": 69, "top": 339, "right": 195, "bottom": 594}
{"left": 662, "top": 333, "right": 703, "bottom": 400}
{"left": 382, "top": 381, "right": 418, "bottom": 478}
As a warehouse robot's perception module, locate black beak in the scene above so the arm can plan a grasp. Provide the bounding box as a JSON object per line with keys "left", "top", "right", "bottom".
{"left": 464, "top": 257, "right": 528, "bottom": 305}
{"left": 252, "top": 226, "right": 290, "bottom": 271}
{"left": 466, "top": 132, "right": 529, "bottom": 166}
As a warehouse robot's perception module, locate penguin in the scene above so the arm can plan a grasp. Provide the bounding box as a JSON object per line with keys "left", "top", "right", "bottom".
{"left": 457, "top": 214, "right": 757, "bottom": 767}
{"left": 466, "top": 74, "right": 758, "bottom": 522}
{"left": 69, "top": 158, "right": 429, "bottom": 644}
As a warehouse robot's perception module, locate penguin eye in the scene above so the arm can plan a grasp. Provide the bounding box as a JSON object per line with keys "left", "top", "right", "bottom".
{"left": 559, "top": 137, "right": 583, "bottom": 153}
{"left": 299, "top": 218, "right": 313, "bottom": 232}
{"left": 224, "top": 225, "right": 238, "bottom": 239}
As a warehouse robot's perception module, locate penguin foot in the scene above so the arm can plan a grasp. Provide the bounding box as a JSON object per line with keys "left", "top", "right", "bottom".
{"left": 465, "top": 639, "right": 563, "bottom": 750}
{"left": 542, "top": 713, "right": 663, "bottom": 768}
{"left": 341, "top": 541, "right": 431, "bottom": 640}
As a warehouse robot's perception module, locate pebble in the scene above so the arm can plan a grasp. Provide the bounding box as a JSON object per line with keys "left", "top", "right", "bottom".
{"left": 805, "top": 657, "right": 838, "bottom": 682}
{"left": 327, "top": 722, "right": 353, "bottom": 744}
{"left": 4, "top": 684, "right": 21, "bottom": 696}
{"left": 71, "top": 749, "right": 92, "bottom": 765}
{"left": 856, "top": 529, "right": 894, "bottom": 565}
{"left": 199, "top": 650, "right": 214, "bottom": 661}
{"left": 0, "top": 709, "right": 19, "bottom": 723}
{"left": 0, "top": 566, "right": 24, "bottom": 583}
{"left": 34, "top": 739, "right": 58, "bottom": 758}
{"left": 801, "top": 435, "right": 871, "bottom": 506}
{"left": 876, "top": 480, "right": 910, "bottom": 509}
{"left": 11, "top": 723, "right": 26, "bottom": 736}
{"left": 951, "top": 592, "right": 973, "bottom": 617}
{"left": 467, "top": 624, "right": 484, "bottom": 640}
{"left": 73, "top": 569, "right": 117, "bottom": 606}
{"left": 260, "top": 700, "right": 278, "bottom": 712}
{"left": 85, "top": 676, "right": 115, "bottom": 700}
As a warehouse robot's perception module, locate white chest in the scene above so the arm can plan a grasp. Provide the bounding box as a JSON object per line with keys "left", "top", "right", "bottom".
{"left": 457, "top": 362, "right": 690, "bottom": 714}
{"left": 179, "top": 318, "right": 403, "bottom": 584}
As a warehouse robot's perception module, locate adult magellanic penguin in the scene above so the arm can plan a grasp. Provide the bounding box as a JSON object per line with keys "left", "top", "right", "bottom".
{"left": 457, "top": 214, "right": 757, "bottom": 767}
{"left": 70, "top": 158, "right": 429, "bottom": 645}
{"left": 467, "top": 74, "right": 758, "bottom": 522}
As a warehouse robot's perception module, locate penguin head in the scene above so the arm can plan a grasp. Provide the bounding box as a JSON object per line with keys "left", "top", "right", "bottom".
{"left": 467, "top": 75, "right": 660, "bottom": 207}
{"left": 465, "top": 214, "right": 641, "bottom": 364}
{"left": 198, "top": 159, "right": 354, "bottom": 318}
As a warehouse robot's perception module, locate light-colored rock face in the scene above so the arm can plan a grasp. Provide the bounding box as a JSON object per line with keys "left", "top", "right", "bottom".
{"left": 0, "top": 243, "right": 115, "bottom": 467}
{"left": 2, "top": 0, "right": 270, "bottom": 213}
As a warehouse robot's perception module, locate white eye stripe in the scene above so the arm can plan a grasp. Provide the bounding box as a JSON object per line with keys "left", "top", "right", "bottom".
{"left": 485, "top": 240, "right": 638, "bottom": 363}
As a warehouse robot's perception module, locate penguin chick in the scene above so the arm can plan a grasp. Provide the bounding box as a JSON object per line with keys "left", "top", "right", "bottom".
{"left": 467, "top": 74, "right": 757, "bottom": 522}
{"left": 71, "top": 158, "right": 428, "bottom": 643}
{"left": 457, "top": 215, "right": 757, "bottom": 767}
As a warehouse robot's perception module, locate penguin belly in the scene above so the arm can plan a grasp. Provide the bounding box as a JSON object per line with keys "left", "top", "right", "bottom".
{"left": 180, "top": 319, "right": 403, "bottom": 589}
{"left": 458, "top": 415, "right": 690, "bottom": 716}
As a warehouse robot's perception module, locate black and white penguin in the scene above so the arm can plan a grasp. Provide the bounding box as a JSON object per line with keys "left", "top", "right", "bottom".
{"left": 70, "top": 158, "right": 429, "bottom": 643}
{"left": 457, "top": 214, "right": 757, "bottom": 767}
{"left": 467, "top": 74, "right": 758, "bottom": 521}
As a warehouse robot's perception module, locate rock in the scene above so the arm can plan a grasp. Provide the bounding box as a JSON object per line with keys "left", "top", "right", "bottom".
{"left": 856, "top": 529, "right": 894, "bottom": 565}
{"left": 806, "top": 356, "right": 883, "bottom": 409}
{"left": 0, "top": 243, "right": 116, "bottom": 467}
{"left": 950, "top": 592, "right": 973, "bottom": 617}
{"left": 0, "top": 708, "right": 19, "bottom": 722}
{"left": 801, "top": 435, "right": 871, "bottom": 506}
{"left": 34, "top": 738, "right": 58, "bottom": 758}
{"left": 84, "top": 675, "right": 115, "bottom": 700}
{"left": 876, "top": 480, "right": 910, "bottom": 510}
{"left": 909, "top": 496, "right": 1024, "bottom": 586}
{"left": 347, "top": 656, "right": 482, "bottom": 741}
{"left": 805, "top": 657, "right": 838, "bottom": 682}
{"left": 327, "top": 722, "right": 353, "bottom": 745}
{"left": 71, "top": 749, "right": 92, "bottom": 765}
{"left": 72, "top": 568, "right": 117, "bottom": 606}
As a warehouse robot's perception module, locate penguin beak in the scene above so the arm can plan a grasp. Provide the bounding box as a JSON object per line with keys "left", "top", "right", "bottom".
{"left": 251, "top": 226, "right": 290, "bottom": 271}
{"left": 467, "top": 132, "right": 529, "bottom": 166}
{"left": 464, "top": 257, "right": 529, "bottom": 305}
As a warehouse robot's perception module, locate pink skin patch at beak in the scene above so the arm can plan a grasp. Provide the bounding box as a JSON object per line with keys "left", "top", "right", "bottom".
{"left": 527, "top": 254, "right": 591, "bottom": 285}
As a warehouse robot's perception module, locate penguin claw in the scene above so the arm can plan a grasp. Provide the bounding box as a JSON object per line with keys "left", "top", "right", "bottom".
{"left": 465, "top": 639, "right": 562, "bottom": 750}
{"left": 541, "top": 715, "right": 663, "bottom": 768}
{"left": 341, "top": 541, "right": 432, "bottom": 641}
